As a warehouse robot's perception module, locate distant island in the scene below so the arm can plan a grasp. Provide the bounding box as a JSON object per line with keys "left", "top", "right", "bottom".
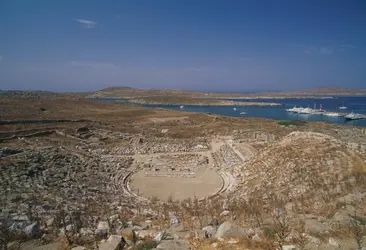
{"left": 88, "top": 86, "right": 366, "bottom": 100}
{"left": 123, "top": 96, "right": 283, "bottom": 107}
{"left": 271, "top": 87, "right": 366, "bottom": 96}
{"left": 1, "top": 87, "right": 365, "bottom": 100}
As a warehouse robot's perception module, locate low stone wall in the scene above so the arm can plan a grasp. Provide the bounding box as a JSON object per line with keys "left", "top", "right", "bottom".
{"left": 144, "top": 172, "right": 196, "bottom": 178}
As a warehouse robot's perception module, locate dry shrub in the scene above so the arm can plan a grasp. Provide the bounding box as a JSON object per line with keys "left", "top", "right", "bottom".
{"left": 346, "top": 216, "right": 366, "bottom": 250}
{"left": 293, "top": 220, "right": 310, "bottom": 250}
{"left": 190, "top": 236, "right": 275, "bottom": 250}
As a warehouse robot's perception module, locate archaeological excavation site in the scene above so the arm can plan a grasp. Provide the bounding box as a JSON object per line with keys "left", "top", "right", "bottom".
{"left": 1, "top": 96, "right": 366, "bottom": 250}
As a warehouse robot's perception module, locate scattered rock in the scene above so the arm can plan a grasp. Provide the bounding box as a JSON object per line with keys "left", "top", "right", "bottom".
{"left": 222, "top": 200, "right": 229, "bottom": 210}
{"left": 331, "top": 211, "right": 355, "bottom": 227}
{"left": 215, "top": 221, "right": 246, "bottom": 239}
{"left": 66, "top": 224, "right": 74, "bottom": 232}
{"left": 46, "top": 218, "right": 54, "bottom": 227}
{"left": 202, "top": 225, "right": 217, "bottom": 238}
{"left": 252, "top": 234, "right": 261, "bottom": 241}
{"left": 154, "top": 231, "right": 168, "bottom": 242}
{"left": 24, "top": 222, "right": 41, "bottom": 237}
{"left": 138, "top": 230, "right": 156, "bottom": 239}
{"left": 156, "top": 239, "right": 190, "bottom": 250}
{"left": 12, "top": 215, "right": 29, "bottom": 222}
{"left": 41, "top": 234, "right": 53, "bottom": 244}
{"left": 328, "top": 237, "right": 340, "bottom": 248}
{"left": 209, "top": 217, "right": 219, "bottom": 226}
{"left": 220, "top": 210, "right": 230, "bottom": 216}
{"left": 304, "top": 219, "right": 330, "bottom": 234}
{"left": 211, "top": 242, "right": 218, "bottom": 248}
{"left": 308, "top": 235, "right": 321, "bottom": 245}
{"left": 169, "top": 213, "right": 180, "bottom": 225}
{"left": 80, "top": 228, "right": 94, "bottom": 236}
{"left": 95, "top": 221, "right": 109, "bottom": 237}
{"left": 9, "top": 222, "right": 27, "bottom": 231}
{"left": 282, "top": 246, "right": 296, "bottom": 250}
{"left": 227, "top": 239, "right": 238, "bottom": 244}
{"left": 98, "top": 235, "right": 126, "bottom": 250}
{"left": 71, "top": 246, "right": 87, "bottom": 250}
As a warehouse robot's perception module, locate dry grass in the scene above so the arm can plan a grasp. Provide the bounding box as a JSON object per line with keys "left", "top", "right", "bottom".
{"left": 0, "top": 97, "right": 284, "bottom": 140}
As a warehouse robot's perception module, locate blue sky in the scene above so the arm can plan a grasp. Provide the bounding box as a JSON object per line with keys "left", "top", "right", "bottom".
{"left": 0, "top": 0, "right": 366, "bottom": 92}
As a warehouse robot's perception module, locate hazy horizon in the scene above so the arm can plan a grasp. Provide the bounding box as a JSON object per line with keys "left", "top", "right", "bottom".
{"left": 1, "top": 1, "right": 366, "bottom": 92}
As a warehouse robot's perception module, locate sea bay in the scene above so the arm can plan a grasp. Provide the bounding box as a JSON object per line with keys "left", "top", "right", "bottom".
{"left": 94, "top": 96, "right": 366, "bottom": 127}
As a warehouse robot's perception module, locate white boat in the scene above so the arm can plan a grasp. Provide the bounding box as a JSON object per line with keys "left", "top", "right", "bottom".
{"left": 233, "top": 107, "right": 237, "bottom": 111}
{"left": 298, "top": 107, "right": 313, "bottom": 114}
{"left": 287, "top": 104, "right": 325, "bottom": 115}
{"left": 286, "top": 106, "right": 303, "bottom": 113}
{"left": 312, "top": 110, "right": 324, "bottom": 115}
{"left": 180, "top": 105, "right": 184, "bottom": 109}
{"left": 240, "top": 112, "right": 247, "bottom": 115}
{"left": 339, "top": 106, "right": 347, "bottom": 110}
{"left": 323, "top": 112, "right": 343, "bottom": 117}
{"left": 311, "top": 104, "right": 325, "bottom": 115}
{"left": 345, "top": 112, "right": 363, "bottom": 120}
{"left": 286, "top": 106, "right": 297, "bottom": 112}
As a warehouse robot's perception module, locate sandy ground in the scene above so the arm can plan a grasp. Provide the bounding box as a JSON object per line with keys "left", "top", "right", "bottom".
{"left": 129, "top": 168, "right": 223, "bottom": 201}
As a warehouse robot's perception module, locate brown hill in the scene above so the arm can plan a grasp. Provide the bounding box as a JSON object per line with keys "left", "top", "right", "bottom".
{"left": 88, "top": 86, "right": 366, "bottom": 99}
{"left": 286, "top": 87, "right": 366, "bottom": 96}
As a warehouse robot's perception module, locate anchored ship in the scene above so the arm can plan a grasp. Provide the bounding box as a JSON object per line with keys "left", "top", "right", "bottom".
{"left": 323, "top": 112, "right": 343, "bottom": 117}
{"left": 345, "top": 112, "right": 363, "bottom": 121}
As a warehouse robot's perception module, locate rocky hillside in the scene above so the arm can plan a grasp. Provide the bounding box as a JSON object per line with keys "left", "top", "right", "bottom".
{"left": 236, "top": 131, "right": 366, "bottom": 208}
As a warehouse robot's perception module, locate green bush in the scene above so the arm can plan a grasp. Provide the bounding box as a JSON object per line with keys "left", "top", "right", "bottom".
{"left": 277, "top": 120, "right": 307, "bottom": 126}
{"left": 132, "top": 240, "right": 158, "bottom": 250}
{"left": 262, "top": 226, "right": 276, "bottom": 239}
{"left": 351, "top": 215, "right": 366, "bottom": 225}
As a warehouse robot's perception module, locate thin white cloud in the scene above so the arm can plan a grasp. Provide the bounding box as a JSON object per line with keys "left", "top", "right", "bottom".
{"left": 319, "top": 47, "right": 333, "bottom": 55}
{"left": 291, "top": 43, "right": 357, "bottom": 55}
{"left": 291, "top": 44, "right": 335, "bottom": 55}
{"left": 185, "top": 67, "right": 209, "bottom": 71}
{"left": 338, "top": 44, "right": 356, "bottom": 52}
{"left": 302, "top": 47, "right": 315, "bottom": 54}
{"left": 340, "top": 44, "right": 356, "bottom": 49}
{"left": 74, "top": 19, "right": 97, "bottom": 29}
{"left": 70, "top": 61, "right": 120, "bottom": 70}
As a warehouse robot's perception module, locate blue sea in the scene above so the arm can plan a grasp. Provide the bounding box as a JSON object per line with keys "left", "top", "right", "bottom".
{"left": 93, "top": 96, "right": 366, "bottom": 127}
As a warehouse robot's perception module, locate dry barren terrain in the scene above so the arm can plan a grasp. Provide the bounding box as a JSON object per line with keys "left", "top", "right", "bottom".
{"left": 1, "top": 96, "right": 366, "bottom": 250}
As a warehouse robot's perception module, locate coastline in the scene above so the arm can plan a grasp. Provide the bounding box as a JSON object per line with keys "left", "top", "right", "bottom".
{"left": 121, "top": 99, "right": 284, "bottom": 107}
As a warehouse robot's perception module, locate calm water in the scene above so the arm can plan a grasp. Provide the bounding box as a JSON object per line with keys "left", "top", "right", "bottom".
{"left": 93, "top": 96, "right": 366, "bottom": 127}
